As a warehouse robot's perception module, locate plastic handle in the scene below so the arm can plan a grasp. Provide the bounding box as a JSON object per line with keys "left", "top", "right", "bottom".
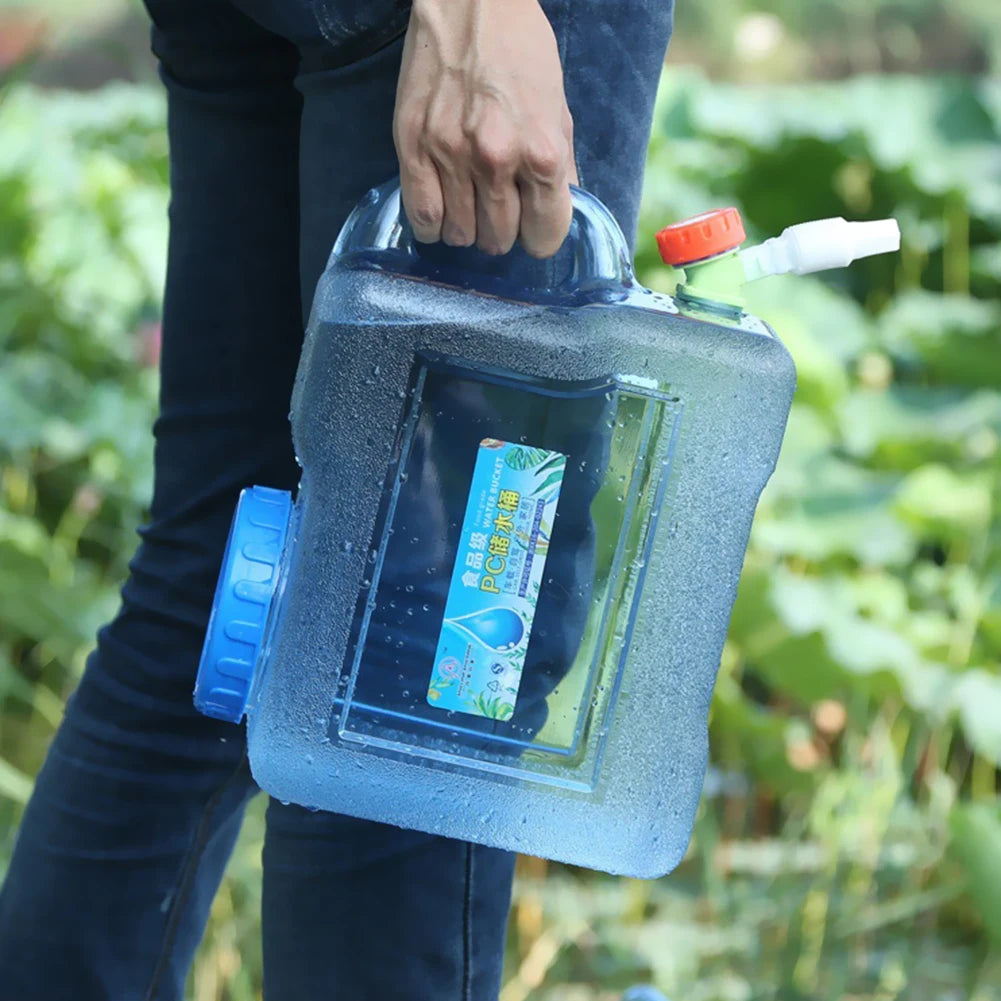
{"left": 332, "top": 179, "right": 636, "bottom": 300}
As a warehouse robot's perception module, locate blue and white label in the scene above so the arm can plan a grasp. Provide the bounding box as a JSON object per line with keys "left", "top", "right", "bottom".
{"left": 427, "top": 439, "right": 566, "bottom": 720}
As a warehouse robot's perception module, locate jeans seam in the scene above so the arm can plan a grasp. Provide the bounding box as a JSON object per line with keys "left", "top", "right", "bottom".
{"left": 144, "top": 754, "right": 250, "bottom": 1001}
{"left": 462, "top": 843, "right": 474, "bottom": 1001}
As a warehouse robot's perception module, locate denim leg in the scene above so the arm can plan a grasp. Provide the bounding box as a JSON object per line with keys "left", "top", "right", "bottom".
{"left": 262, "top": 805, "right": 517, "bottom": 1001}
{"left": 259, "top": 34, "right": 518, "bottom": 1001}
{"left": 0, "top": 3, "right": 305, "bottom": 999}
{"left": 0, "top": 2, "right": 673, "bottom": 998}
{"left": 257, "top": 3, "right": 673, "bottom": 996}
{"left": 542, "top": 0, "right": 674, "bottom": 251}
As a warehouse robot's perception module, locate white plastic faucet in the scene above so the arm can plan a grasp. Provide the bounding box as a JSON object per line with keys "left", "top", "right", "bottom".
{"left": 740, "top": 217, "right": 901, "bottom": 282}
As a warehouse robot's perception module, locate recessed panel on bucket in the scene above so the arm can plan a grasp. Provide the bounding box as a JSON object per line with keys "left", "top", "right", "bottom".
{"left": 333, "top": 355, "right": 682, "bottom": 791}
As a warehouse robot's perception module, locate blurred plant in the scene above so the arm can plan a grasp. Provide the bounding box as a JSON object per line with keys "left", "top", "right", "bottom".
{"left": 673, "top": 0, "right": 1001, "bottom": 78}
{"left": 0, "top": 83, "right": 165, "bottom": 812}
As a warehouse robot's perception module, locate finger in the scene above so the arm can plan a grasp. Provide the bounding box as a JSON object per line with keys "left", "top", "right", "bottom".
{"left": 517, "top": 141, "right": 574, "bottom": 259}
{"left": 563, "top": 108, "right": 580, "bottom": 186}
{"left": 437, "top": 168, "right": 477, "bottom": 247}
{"left": 469, "top": 125, "right": 521, "bottom": 255}
{"left": 425, "top": 117, "right": 477, "bottom": 246}
{"left": 474, "top": 180, "right": 521, "bottom": 256}
{"left": 464, "top": 113, "right": 520, "bottom": 254}
{"left": 400, "top": 155, "right": 445, "bottom": 244}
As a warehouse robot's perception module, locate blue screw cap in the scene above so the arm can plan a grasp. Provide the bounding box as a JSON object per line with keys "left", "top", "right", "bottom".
{"left": 195, "top": 485, "right": 293, "bottom": 722}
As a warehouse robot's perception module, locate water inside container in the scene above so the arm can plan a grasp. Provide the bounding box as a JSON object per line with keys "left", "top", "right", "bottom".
{"left": 329, "top": 352, "right": 683, "bottom": 790}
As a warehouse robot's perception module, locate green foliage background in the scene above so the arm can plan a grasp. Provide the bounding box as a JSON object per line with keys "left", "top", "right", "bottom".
{"left": 1, "top": 3, "right": 1000, "bottom": 999}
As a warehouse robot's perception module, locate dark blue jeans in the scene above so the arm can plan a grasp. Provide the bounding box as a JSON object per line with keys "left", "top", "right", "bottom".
{"left": 0, "top": 2, "right": 672, "bottom": 998}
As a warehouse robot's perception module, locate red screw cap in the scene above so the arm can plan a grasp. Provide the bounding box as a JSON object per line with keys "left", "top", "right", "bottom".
{"left": 656, "top": 208, "right": 746, "bottom": 266}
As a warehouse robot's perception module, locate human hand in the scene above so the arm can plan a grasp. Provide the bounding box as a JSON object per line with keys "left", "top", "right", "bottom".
{"left": 393, "top": 0, "right": 578, "bottom": 259}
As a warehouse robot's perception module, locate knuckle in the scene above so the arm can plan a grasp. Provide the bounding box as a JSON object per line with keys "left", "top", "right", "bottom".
{"left": 442, "top": 225, "right": 475, "bottom": 247}
{"left": 562, "top": 108, "right": 575, "bottom": 142}
{"left": 524, "top": 141, "right": 564, "bottom": 182}
{"left": 394, "top": 114, "right": 422, "bottom": 153}
{"left": 470, "top": 135, "right": 518, "bottom": 178}
{"left": 409, "top": 201, "right": 442, "bottom": 233}
{"left": 428, "top": 129, "right": 466, "bottom": 163}
{"left": 478, "top": 236, "right": 514, "bottom": 256}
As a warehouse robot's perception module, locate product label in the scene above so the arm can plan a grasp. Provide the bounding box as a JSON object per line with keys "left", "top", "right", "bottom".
{"left": 427, "top": 439, "right": 566, "bottom": 720}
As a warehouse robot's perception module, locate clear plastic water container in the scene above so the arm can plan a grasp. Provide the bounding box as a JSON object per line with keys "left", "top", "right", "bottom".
{"left": 194, "top": 182, "right": 897, "bottom": 877}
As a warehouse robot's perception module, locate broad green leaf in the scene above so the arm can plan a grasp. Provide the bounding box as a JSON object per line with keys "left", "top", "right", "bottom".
{"left": 893, "top": 464, "right": 992, "bottom": 538}
{"left": 951, "top": 670, "right": 1001, "bottom": 764}
{"left": 878, "top": 290, "right": 1001, "bottom": 388}
{"left": 0, "top": 757, "right": 33, "bottom": 805}
{"left": 838, "top": 387, "right": 1001, "bottom": 465}
{"left": 756, "top": 453, "right": 916, "bottom": 565}
{"left": 949, "top": 803, "right": 1001, "bottom": 948}
{"left": 745, "top": 275, "right": 874, "bottom": 367}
